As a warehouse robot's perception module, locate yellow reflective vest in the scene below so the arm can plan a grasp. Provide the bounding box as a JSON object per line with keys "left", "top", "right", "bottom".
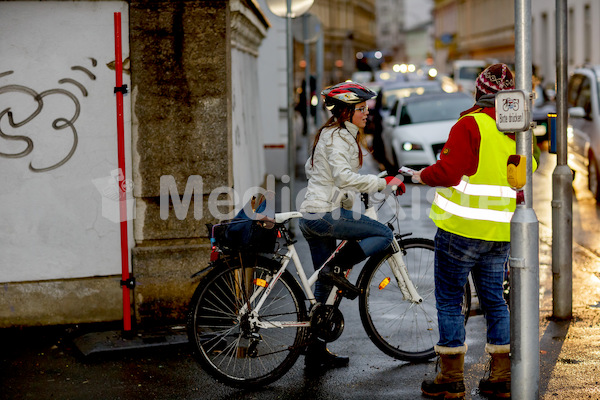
{"left": 429, "top": 111, "right": 537, "bottom": 242}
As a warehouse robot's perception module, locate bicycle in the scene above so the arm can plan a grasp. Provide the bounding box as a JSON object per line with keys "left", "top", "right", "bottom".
{"left": 186, "top": 184, "right": 472, "bottom": 389}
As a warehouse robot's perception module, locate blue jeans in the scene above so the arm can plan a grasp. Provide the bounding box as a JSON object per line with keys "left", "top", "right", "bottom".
{"left": 434, "top": 228, "right": 510, "bottom": 348}
{"left": 299, "top": 208, "right": 393, "bottom": 302}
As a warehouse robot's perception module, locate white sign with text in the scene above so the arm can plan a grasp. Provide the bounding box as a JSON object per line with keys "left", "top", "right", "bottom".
{"left": 495, "top": 89, "right": 531, "bottom": 132}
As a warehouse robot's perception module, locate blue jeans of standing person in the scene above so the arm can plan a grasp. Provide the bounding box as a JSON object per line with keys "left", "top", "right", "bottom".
{"left": 434, "top": 228, "right": 511, "bottom": 348}
{"left": 299, "top": 208, "right": 393, "bottom": 303}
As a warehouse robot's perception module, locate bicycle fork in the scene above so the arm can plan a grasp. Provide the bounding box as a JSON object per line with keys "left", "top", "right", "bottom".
{"left": 387, "top": 239, "right": 423, "bottom": 303}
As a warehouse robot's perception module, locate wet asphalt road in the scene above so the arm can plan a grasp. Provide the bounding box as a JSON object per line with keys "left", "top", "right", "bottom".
{"left": 2, "top": 150, "right": 597, "bottom": 399}
{"left": 0, "top": 151, "right": 487, "bottom": 400}
{"left": 0, "top": 290, "right": 492, "bottom": 400}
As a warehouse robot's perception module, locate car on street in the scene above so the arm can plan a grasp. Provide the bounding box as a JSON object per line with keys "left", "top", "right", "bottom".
{"left": 379, "top": 79, "right": 448, "bottom": 118}
{"left": 367, "top": 79, "right": 454, "bottom": 171}
{"left": 451, "top": 59, "right": 487, "bottom": 95}
{"left": 566, "top": 65, "right": 600, "bottom": 199}
{"left": 380, "top": 92, "right": 474, "bottom": 170}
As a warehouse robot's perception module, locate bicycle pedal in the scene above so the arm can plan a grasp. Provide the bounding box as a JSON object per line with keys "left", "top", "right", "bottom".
{"left": 340, "top": 287, "right": 360, "bottom": 300}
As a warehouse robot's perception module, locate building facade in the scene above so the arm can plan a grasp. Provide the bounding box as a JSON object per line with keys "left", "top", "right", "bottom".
{"left": 532, "top": 0, "right": 600, "bottom": 85}
{"left": 376, "top": 0, "right": 434, "bottom": 67}
{"left": 302, "top": 0, "right": 377, "bottom": 85}
{"left": 0, "top": 0, "right": 269, "bottom": 328}
{"left": 433, "top": 0, "right": 600, "bottom": 82}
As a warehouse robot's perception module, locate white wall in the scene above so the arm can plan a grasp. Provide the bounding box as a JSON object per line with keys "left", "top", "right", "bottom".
{"left": 532, "top": 0, "right": 600, "bottom": 85}
{"left": 231, "top": 48, "right": 267, "bottom": 202}
{"left": 256, "top": 0, "right": 289, "bottom": 179}
{"left": 0, "top": 2, "right": 131, "bottom": 283}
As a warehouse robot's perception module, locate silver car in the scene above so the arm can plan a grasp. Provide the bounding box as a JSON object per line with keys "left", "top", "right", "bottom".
{"left": 381, "top": 92, "right": 474, "bottom": 170}
{"left": 567, "top": 66, "right": 600, "bottom": 199}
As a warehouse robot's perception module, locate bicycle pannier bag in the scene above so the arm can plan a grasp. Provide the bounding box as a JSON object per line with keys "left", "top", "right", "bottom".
{"left": 212, "top": 193, "right": 278, "bottom": 253}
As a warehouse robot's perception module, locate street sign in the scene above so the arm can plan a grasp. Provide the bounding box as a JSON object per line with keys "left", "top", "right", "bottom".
{"left": 292, "top": 13, "right": 320, "bottom": 44}
{"left": 495, "top": 89, "right": 531, "bottom": 132}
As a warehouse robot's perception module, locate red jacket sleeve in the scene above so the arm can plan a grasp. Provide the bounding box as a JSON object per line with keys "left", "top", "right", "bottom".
{"left": 420, "top": 114, "right": 481, "bottom": 187}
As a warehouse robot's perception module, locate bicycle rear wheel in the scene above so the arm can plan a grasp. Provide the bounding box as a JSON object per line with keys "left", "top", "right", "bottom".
{"left": 187, "top": 256, "right": 308, "bottom": 388}
{"left": 358, "top": 238, "right": 471, "bottom": 362}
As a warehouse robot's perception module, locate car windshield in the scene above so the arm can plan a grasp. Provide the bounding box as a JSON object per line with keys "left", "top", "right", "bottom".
{"left": 398, "top": 96, "right": 474, "bottom": 125}
{"left": 458, "top": 66, "right": 486, "bottom": 80}
{"left": 382, "top": 84, "right": 444, "bottom": 109}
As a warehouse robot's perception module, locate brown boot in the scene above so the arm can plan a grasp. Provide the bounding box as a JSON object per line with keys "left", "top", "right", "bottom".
{"left": 421, "top": 345, "right": 467, "bottom": 399}
{"left": 479, "top": 343, "right": 511, "bottom": 399}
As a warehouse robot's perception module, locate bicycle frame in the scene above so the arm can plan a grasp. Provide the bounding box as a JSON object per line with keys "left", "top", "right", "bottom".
{"left": 240, "top": 203, "right": 423, "bottom": 331}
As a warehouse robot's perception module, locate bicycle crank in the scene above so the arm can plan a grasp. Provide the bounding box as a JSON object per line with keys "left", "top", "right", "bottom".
{"left": 309, "top": 304, "right": 344, "bottom": 342}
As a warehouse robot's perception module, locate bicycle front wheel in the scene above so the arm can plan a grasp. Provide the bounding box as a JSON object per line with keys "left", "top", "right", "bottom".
{"left": 187, "top": 256, "right": 308, "bottom": 388}
{"left": 358, "top": 238, "right": 471, "bottom": 362}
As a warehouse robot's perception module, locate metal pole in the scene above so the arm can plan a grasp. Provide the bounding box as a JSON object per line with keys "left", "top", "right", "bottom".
{"left": 315, "top": 21, "right": 324, "bottom": 128}
{"left": 114, "top": 12, "right": 132, "bottom": 333}
{"left": 552, "top": 0, "right": 573, "bottom": 319}
{"left": 286, "top": 0, "right": 295, "bottom": 212}
{"left": 511, "top": 0, "right": 540, "bottom": 398}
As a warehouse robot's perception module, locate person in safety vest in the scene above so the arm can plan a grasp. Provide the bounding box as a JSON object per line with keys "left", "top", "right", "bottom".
{"left": 298, "top": 81, "right": 405, "bottom": 373}
{"left": 414, "top": 64, "right": 537, "bottom": 400}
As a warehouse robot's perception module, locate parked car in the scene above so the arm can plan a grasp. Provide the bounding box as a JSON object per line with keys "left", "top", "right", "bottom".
{"left": 380, "top": 92, "right": 474, "bottom": 170}
{"left": 566, "top": 65, "right": 600, "bottom": 199}
{"left": 451, "top": 60, "right": 487, "bottom": 95}
{"left": 379, "top": 80, "right": 447, "bottom": 118}
{"left": 367, "top": 80, "right": 450, "bottom": 171}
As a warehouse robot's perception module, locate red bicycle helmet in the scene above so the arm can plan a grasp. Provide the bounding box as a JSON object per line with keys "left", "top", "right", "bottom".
{"left": 321, "top": 81, "right": 377, "bottom": 110}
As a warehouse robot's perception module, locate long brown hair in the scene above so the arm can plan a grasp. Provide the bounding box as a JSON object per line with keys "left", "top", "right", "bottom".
{"left": 310, "top": 105, "right": 367, "bottom": 167}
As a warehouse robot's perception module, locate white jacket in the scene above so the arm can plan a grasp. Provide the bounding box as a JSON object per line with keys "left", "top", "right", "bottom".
{"left": 300, "top": 121, "right": 387, "bottom": 213}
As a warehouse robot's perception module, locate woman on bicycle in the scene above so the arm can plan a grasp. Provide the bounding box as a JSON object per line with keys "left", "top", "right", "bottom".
{"left": 298, "top": 81, "right": 404, "bottom": 370}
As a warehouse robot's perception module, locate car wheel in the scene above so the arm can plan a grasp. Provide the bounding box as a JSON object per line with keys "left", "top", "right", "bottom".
{"left": 588, "top": 152, "right": 600, "bottom": 200}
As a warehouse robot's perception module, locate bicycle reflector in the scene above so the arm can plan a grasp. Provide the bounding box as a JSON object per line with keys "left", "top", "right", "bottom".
{"left": 379, "top": 277, "right": 391, "bottom": 290}
{"left": 210, "top": 246, "right": 219, "bottom": 262}
{"left": 254, "top": 278, "right": 268, "bottom": 288}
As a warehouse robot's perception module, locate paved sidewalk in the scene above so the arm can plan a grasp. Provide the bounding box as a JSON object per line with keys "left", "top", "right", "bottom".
{"left": 537, "top": 224, "right": 600, "bottom": 399}
{"left": 528, "top": 152, "right": 600, "bottom": 399}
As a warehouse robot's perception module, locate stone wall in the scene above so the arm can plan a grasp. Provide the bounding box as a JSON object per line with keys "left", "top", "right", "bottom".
{"left": 0, "top": 0, "right": 268, "bottom": 328}
{"left": 130, "top": 0, "right": 268, "bottom": 326}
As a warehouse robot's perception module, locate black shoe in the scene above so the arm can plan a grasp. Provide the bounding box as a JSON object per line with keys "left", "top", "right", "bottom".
{"left": 421, "top": 379, "right": 466, "bottom": 399}
{"left": 318, "top": 269, "right": 361, "bottom": 300}
{"left": 305, "top": 340, "right": 349, "bottom": 370}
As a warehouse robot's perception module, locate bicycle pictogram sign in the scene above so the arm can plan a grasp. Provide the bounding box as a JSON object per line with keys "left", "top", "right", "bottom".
{"left": 502, "top": 97, "right": 520, "bottom": 112}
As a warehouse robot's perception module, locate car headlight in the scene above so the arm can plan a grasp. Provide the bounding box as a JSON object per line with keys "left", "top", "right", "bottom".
{"left": 402, "top": 142, "right": 424, "bottom": 151}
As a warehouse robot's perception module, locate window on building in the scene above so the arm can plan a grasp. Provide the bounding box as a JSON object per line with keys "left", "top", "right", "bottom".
{"left": 568, "top": 8, "right": 574, "bottom": 64}
{"left": 584, "top": 4, "right": 591, "bottom": 63}
{"left": 541, "top": 13, "right": 549, "bottom": 79}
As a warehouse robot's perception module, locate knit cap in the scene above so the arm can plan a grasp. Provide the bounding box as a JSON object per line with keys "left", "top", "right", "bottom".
{"left": 475, "top": 63, "right": 515, "bottom": 95}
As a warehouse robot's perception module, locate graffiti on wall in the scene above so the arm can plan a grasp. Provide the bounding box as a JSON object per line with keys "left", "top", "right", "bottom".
{"left": 0, "top": 58, "right": 97, "bottom": 173}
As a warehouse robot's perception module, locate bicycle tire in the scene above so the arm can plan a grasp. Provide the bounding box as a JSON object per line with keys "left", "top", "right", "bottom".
{"left": 187, "top": 256, "right": 309, "bottom": 388}
{"left": 357, "top": 237, "right": 471, "bottom": 362}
